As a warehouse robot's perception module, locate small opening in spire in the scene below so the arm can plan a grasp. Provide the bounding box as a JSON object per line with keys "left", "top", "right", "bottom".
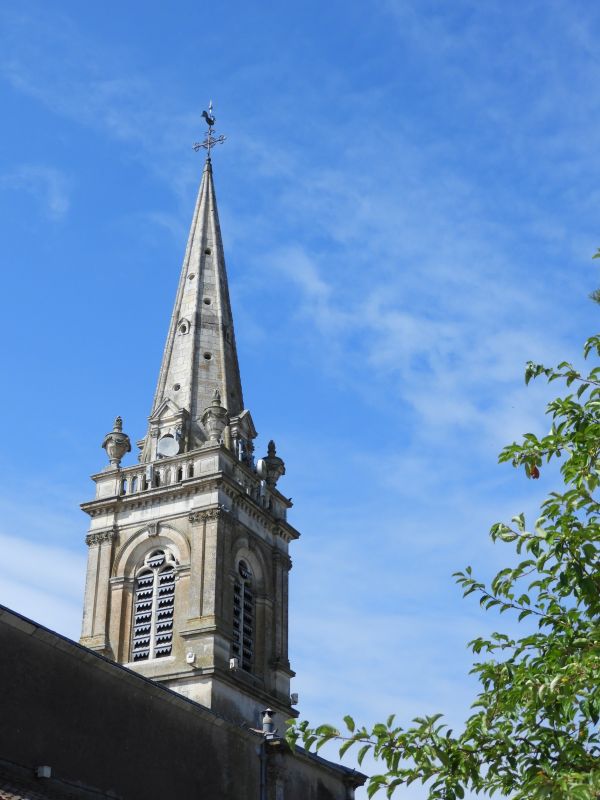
{"left": 203, "top": 298, "right": 211, "bottom": 305}
{"left": 203, "top": 353, "right": 212, "bottom": 361}
{"left": 204, "top": 247, "right": 212, "bottom": 255}
{"left": 188, "top": 274, "right": 195, "bottom": 281}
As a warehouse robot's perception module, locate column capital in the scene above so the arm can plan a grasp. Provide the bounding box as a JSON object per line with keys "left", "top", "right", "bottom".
{"left": 273, "top": 550, "right": 292, "bottom": 571}
{"left": 188, "top": 505, "right": 228, "bottom": 525}
{"left": 85, "top": 527, "right": 117, "bottom": 547}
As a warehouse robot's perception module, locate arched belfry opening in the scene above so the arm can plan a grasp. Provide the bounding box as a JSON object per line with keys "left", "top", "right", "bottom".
{"left": 131, "top": 549, "right": 177, "bottom": 662}
{"left": 232, "top": 560, "right": 254, "bottom": 672}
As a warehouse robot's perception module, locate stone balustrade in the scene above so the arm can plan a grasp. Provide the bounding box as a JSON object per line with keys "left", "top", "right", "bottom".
{"left": 108, "top": 450, "right": 287, "bottom": 521}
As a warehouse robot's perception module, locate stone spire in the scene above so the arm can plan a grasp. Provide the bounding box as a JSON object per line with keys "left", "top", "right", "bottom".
{"left": 81, "top": 136, "right": 297, "bottom": 734}
{"left": 140, "top": 158, "right": 248, "bottom": 460}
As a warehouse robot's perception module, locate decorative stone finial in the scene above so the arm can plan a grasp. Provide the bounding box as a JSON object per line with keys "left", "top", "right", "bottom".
{"left": 261, "top": 440, "right": 285, "bottom": 488}
{"left": 201, "top": 390, "right": 229, "bottom": 443}
{"left": 102, "top": 416, "right": 131, "bottom": 470}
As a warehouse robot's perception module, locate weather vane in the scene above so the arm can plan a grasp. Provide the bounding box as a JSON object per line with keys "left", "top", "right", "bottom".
{"left": 193, "top": 100, "right": 226, "bottom": 159}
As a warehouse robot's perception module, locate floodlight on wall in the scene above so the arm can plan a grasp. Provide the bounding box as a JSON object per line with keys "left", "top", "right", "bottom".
{"left": 186, "top": 651, "right": 196, "bottom": 664}
{"left": 290, "top": 693, "right": 299, "bottom": 705}
{"left": 229, "top": 657, "right": 239, "bottom": 670}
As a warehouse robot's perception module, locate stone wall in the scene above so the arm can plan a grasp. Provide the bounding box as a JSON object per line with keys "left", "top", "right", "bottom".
{"left": 0, "top": 606, "right": 364, "bottom": 799}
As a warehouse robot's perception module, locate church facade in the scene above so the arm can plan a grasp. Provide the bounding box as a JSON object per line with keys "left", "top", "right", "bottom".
{"left": 0, "top": 133, "right": 366, "bottom": 798}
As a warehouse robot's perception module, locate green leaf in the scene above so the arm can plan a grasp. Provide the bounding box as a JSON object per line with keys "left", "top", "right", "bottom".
{"left": 358, "top": 744, "right": 371, "bottom": 765}
{"left": 339, "top": 738, "right": 356, "bottom": 758}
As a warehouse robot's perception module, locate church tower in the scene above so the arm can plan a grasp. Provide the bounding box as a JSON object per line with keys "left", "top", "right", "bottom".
{"left": 80, "top": 125, "right": 297, "bottom": 728}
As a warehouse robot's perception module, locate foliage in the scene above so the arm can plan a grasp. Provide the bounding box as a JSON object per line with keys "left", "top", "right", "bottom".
{"left": 590, "top": 250, "right": 600, "bottom": 305}
{"left": 287, "top": 336, "right": 600, "bottom": 799}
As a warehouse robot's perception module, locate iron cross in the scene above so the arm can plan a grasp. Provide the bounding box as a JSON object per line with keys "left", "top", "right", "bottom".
{"left": 193, "top": 101, "right": 227, "bottom": 158}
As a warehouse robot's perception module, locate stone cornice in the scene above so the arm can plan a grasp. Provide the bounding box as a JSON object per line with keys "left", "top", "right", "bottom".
{"left": 85, "top": 528, "right": 117, "bottom": 546}
{"left": 225, "top": 488, "right": 297, "bottom": 540}
{"left": 269, "top": 657, "right": 295, "bottom": 677}
{"left": 81, "top": 469, "right": 300, "bottom": 540}
{"left": 273, "top": 520, "right": 300, "bottom": 543}
{"left": 80, "top": 475, "right": 222, "bottom": 517}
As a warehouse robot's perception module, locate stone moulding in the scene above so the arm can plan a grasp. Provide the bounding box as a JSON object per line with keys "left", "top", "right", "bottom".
{"left": 188, "top": 506, "right": 229, "bottom": 524}
{"left": 85, "top": 528, "right": 117, "bottom": 546}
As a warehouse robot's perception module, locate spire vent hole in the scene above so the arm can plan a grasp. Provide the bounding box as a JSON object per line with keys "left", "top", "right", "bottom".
{"left": 204, "top": 247, "right": 212, "bottom": 255}
{"left": 203, "top": 353, "right": 212, "bottom": 361}
{"left": 203, "top": 298, "right": 211, "bottom": 305}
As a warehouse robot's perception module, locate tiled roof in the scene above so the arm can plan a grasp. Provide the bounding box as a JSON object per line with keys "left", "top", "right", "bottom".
{"left": 0, "top": 776, "right": 56, "bottom": 799}
{"left": 0, "top": 771, "right": 82, "bottom": 800}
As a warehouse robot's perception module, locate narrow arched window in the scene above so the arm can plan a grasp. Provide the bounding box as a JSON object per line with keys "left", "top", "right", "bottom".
{"left": 131, "top": 476, "right": 138, "bottom": 493}
{"left": 131, "top": 549, "right": 177, "bottom": 662}
{"left": 232, "top": 560, "right": 254, "bottom": 672}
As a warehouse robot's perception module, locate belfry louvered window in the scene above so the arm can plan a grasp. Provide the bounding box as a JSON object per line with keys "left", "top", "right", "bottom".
{"left": 131, "top": 549, "right": 177, "bottom": 662}
{"left": 232, "top": 560, "right": 254, "bottom": 672}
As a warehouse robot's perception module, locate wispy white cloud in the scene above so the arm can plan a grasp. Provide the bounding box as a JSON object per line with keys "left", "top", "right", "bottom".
{"left": 0, "top": 532, "right": 84, "bottom": 639}
{"left": 0, "top": 164, "right": 71, "bottom": 219}
{"left": 0, "top": 7, "right": 201, "bottom": 204}
{"left": 0, "top": 532, "right": 83, "bottom": 602}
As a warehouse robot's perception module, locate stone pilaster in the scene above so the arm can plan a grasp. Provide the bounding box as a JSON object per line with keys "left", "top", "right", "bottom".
{"left": 80, "top": 527, "right": 117, "bottom": 654}
{"left": 188, "top": 507, "right": 228, "bottom": 620}
{"left": 108, "top": 575, "right": 133, "bottom": 662}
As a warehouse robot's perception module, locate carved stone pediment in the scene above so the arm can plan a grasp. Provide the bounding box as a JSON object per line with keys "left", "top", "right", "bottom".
{"left": 148, "top": 397, "right": 185, "bottom": 425}
{"left": 139, "top": 400, "right": 190, "bottom": 462}
{"left": 229, "top": 408, "right": 257, "bottom": 442}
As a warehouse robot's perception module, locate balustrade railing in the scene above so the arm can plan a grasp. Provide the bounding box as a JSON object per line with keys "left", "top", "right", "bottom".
{"left": 115, "top": 451, "right": 286, "bottom": 520}
{"left": 118, "top": 454, "right": 199, "bottom": 496}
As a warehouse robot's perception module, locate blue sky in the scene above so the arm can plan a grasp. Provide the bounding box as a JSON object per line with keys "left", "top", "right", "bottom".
{"left": 1, "top": 1, "right": 599, "bottom": 796}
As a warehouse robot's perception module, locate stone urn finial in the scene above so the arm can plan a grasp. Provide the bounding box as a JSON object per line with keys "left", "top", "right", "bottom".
{"left": 201, "top": 389, "right": 230, "bottom": 443}
{"left": 102, "top": 415, "right": 131, "bottom": 469}
{"left": 261, "top": 440, "right": 286, "bottom": 487}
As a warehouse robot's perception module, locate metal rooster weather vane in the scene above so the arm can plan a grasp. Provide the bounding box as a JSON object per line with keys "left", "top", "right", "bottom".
{"left": 193, "top": 100, "right": 226, "bottom": 159}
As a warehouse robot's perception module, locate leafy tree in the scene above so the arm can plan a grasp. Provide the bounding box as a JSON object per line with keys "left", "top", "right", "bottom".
{"left": 287, "top": 336, "right": 600, "bottom": 799}
{"left": 591, "top": 251, "right": 600, "bottom": 305}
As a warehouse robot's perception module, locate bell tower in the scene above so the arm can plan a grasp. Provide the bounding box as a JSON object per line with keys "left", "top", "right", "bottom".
{"left": 79, "top": 121, "right": 298, "bottom": 728}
